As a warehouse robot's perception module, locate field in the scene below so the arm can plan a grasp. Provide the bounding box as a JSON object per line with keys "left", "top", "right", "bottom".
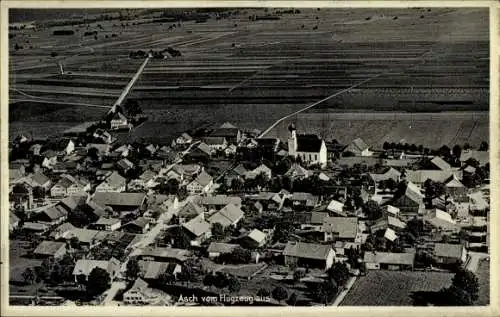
{"left": 475, "top": 259, "right": 490, "bottom": 306}
{"left": 265, "top": 111, "right": 489, "bottom": 149}
{"left": 340, "top": 271, "right": 454, "bottom": 306}
{"left": 9, "top": 8, "right": 489, "bottom": 143}
{"left": 9, "top": 240, "right": 47, "bottom": 296}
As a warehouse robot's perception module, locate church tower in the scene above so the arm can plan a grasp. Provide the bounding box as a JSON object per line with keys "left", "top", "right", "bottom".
{"left": 287, "top": 123, "right": 297, "bottom": 157}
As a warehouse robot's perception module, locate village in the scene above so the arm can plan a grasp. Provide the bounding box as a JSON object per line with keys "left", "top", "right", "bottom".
{"left": 8, "top": 104, "right": 490, "bottom": 307}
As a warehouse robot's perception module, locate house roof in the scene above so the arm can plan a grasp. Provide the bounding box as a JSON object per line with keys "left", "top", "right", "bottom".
{"left": 384, "top": 205, "right": 400, "bottom": 215}
{"left": 126, "top": 217, "right": 150, "bottom": 229}
{"left": 384, "top": 228, "right": 398, "bottom": 241}
{"left": 34, "top": 204, "right": 68, "bottom": 221}
{"left": 207, "top": 242, "right": 239, "bottom": 254}
{"left": 202, "top": 137, "right": 226, "bottom": 145}
{"left": 201, "top": 195, "right": 241, "bottom": 206}
{"left": 31, "top": 172, "right": 50, "bottom": 186}
{"left": 348, "top": 138, "right": 369, "bottom": 152}
{"left": 10, "top": 212, "right": 20, "bottom": 225}
{"left": 211, "top": 128, "right": 239, "bottom": 138}
{"left": 405, "top": 170, "right": 457, "bottom": 184}
{"left": 49, "top": 222, "right": 76, "bottom": 238}
{"left": 193, "top": 170, "right": 213, "bottom": 187}
{"left": 431, "top": 156, "right": 452, "bottom": 171}
{"left": 180, "top": 133, "right": 193, "bottom": 141}
{"left": 310, "top": 211, "right": 328, "bottom": 224}
{"left": 23, "top": 222, "right": 49, "bottom": 231}
{"left": 247, "top": 229, "right": 267, "bottom": 244}
{"left": 9, "top": 169, "right": 23, "bottom": 181}
{"left": 138, "top": 247, "right": 191, "bottom": 262}
{"left": 196, "top": 142, "right": 212, "bottom": 155}
{"left": 182, "top": 214, "right": 211, "bottom": 237}
{"left": 208, "top": 203, "right": 244, "bottom": 227}
{"left": 139, "top": 169, "right": 157, "bottom": 182}
{"left": 138, "top": 261, "right": 173, "bottom": 280}
{"left": 296, "top": 134, "right": 323, "bottom": 153}
{"left": 73, "top": 258, "right": 120, "bottom": 276}
{"left": 364, "top": 252, "right": 415, "bottom": 265}
{"left": 232, "top": 164, "right": 248, "bottom": 176}
{"left": 53, "top": 174, "right": 83, "bottom": 189}
{"left": 423, "top": 209, "right": 458, "bottom": 231}
{"left": 117, "top": 158, "right": 134, "bottom": 170}
{"left": 101, "top": 171, "right": 126, "bottom": 188}
{"left": 433, "top": 243, "right": 464, "bottom": 259}
{"left": 370, "top": 167, "right": 402, "bottom": 182}
{"left": 321, "top": 217, "right": 358, "bottom": 239}
{"left": 460, "top": 150, "right": 489, "bottom": 165}
{"left": 33, "top": 241, "right": 66, "bottom": 256}
{"left": 445, "top": 175, "right": 465, "bottom": 188}
{"left": 178, "top": 202, "right": 204, "bottom": 217}
{"left": 66, "top": 228, "right": 100, "bottom": 243}
{"left": 95, "top": 217, "right": 121, "bottom": 226}
{"left": 219, "top": 122, "right": 238, "bottom": 129}
{"left": 387, "top": 216, "right": 406, "bottom": 229}
{"left": 283, "top": 241, "right": 333, "bottom": 260}
{"left": 245, "top": 164, "right": 272, "bottom": 179}
{"left": 327, "top": 200, "right": 344, "bottom": 213}
{"left": 397, "top": 182, "right": 424, "bottom": 204}
{"left": 464, "top": 166, "right": 477, "bottom": 174}
{"left": 285, "top": 164, "right": 312, "bottom": 178}
{"left": 93, "top": 192, "right": 146, "bottom": 207}
{"left": 111, "top": 112, "right": 127, "bottom": 121}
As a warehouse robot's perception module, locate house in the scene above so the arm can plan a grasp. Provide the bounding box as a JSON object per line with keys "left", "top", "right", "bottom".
{"left": 64, "top": 228, "right": 100, "bottom": 248}
{"left": 207, "top": 242, "right": 239, "bottom": 258}
{"left": 117, "top": 158, "right": 135, "bottom": 173}
{"left": 423, "top": 209, "right": 459, "bottom": 234}
{"left": 284, "top": 164, "right": 313, "bottom": 179}
{"left": 113, "top": 144, "right": 132, "bottom": 157}
{"left": 50, "top": 174, "right": 90, "bottom": 197}
{"left": 26, "top": 172, "right": 52, "bottom": 191}
{"left": 187, "top": 142, "right": 212, "bottom": 161}
{"left": 110, "top": 111, "right": 129, "bottom": 130}
{"left": 33, "top": 241, "right": 67, "bottom": 259}
{"left": 122, "top": 217, "right": 151, "bottom": 234}
{"left": 405, "top": 170, "right": 462, "bottom": 186}
{"left": 22, "top": 222, "right": 50, "bottom": 235}
{"left": 186, "top": 170, "right": 213, "bottom": 194}
{"left": 145, "top": 144, "right": 158, "bottom": 156}
{"left": 364, "top": 251, "right": 415, "bottom": 270}
{"left": 326, "top": 199, "right": 345, "bottom": 216}
{"left": 30, "top": 204, "right": 68, "bottom": 226}
{"left": 444, "top": 175, "right": 467, "bottom": 196}
{"left": 138, "top": 260, "right": 182, "bottom": 280}
{"left": 334, "top": 241, "right": 360, "bottom": 257}
{"left": 389, "top": 182, "right": 425, "bottom": 218}
{"left": 240, "top": 229, "right": 269, "bottom": 248}
{"left": 181, "top": 214, "right": 211, "bottom": 247}
{"left": 225, "top": 144, "right": 237, "bottom": 156}
{"left": 432, "top": 243, "right": 467, "bottom": 265}
{"left": 283, "top": 241, "right": 335, "bottom": 270}
{"left": 383, "top": 205, "right": 400, "bottom": 217}
{"left": 208, "top": 203, "right": 244, "bottom": 228}
{"left": 210, "top": 122, "right": 242, "bottom": 144}
{"left": 200, "top": 195, "right": 242, "bottom": 211}
{"left": 86, "top": 143, "right": 111, "bottom": 157}
{"left": 460, "top": 150, "right": 489, "bottom": 166}
{"left": 10, "top": 212, "right": 20, "bottom": 232}
{"left": 244, "top": 164, "right": 272, "bottom": 180}
{"left": 370, "top": 216, "right": 406, "bottom": 233}
{"left": 287, "top": 125, "right": 327, "bottom": 166}
{"left": 91, "top": 217, "right": 122, "bottom": 231}
{"left": 95, "top": 171, "right": 127, "bottom": 193}
{"left": 177, "top": 202, "right": 204, "bottom": 224}
{"left": 202, "top": 137, "right": 228, "bottom": 151}
{"left": 9, "top": 166, "right": 25, "bottom": 183}
{"left": 430, "top": 156, "right": 453, "bottom": 171}
{"left": 383, "top": 228, "right": 398, "bottom": 242}
{"left": 322, "top": 217, "right": 358, "bottom": 242}
{"left": 369, "top": 167, "right": 402, "bottom": 190}
{"left": 300, "top": 211, "right": 328, "bottom": 230}
{"left": 290, "top": 192, "right": 319, "bottom": 208}
{"left": 176, "top": 133, "right": 193, "bottom": 145}
{"left": 123, "top": 277, "right": 173, "bottom": 305}
{"left": 131, "top": 169, "right": 158, "bottom": 189}
{"left": 93, "top": 192, "right": 146, "bottom": 213}
{"left": 135, "top": 247, "right": 191, "bottom": 264}
{"left": 73, "top": 258, "right": 121, "bottom": 282}
{"left": 345, "top": 138, "right": 372, "bottom": 157}
{"left": 49, "top": 222, "right": 76, "bottom": 240}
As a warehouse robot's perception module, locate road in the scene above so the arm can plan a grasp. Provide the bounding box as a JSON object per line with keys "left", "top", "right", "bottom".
{"left": 9, "top": 98, "right": 112, "bottom": 109}
{"left": 257, "top": 75, "right": 382, "bottom": 138}
{"left": 102, "top": 281, "right": 127, "bottom": 306}
{"left": 331, "top": 276, "right": 357, "bottom": 306}
{"left": 464, "top": 252, "right": 489, "bottom": 273}
{"left": 112, "top": 56, "right": 150, "bottom": 109}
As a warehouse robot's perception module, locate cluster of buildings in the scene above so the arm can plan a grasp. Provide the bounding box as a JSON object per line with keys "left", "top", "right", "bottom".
{"left": 8, "top": 119, "right": 490, "bottom": 306}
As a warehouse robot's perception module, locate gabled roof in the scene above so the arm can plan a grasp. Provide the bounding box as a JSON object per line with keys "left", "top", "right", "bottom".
{"left": 327, "top": 200, "right": 344, "bottom": 213}
{"left": 296, "top": 134, "right": 323, "bottom": 153}
{"left": 139, "top": 169, "right": 157, "bottom": 182}
{"left": 95, "top": 217, "right": 121, "bottom": 226}
{"left": 31, "top": 172, "right": 50, "bottom": 186}
{"left": 310, "top": 211, "right": 328, "bottom": 224}
{"left": 196, "top": 142, "right": 212, "bottom": 155}
{"left": 138, "top": 260, "right": 174, "bottom": 280}
{"left": 464, "top": 165, "right": 477, "bottom": 174}
{"left": 445, "top": 175, "right": 465, "bottom": 188}
{"left": 405, "top": 170, "right": 460, "bottom": 184}
{"left": 178, "top": 202, "right": 204, "bottom": 218}
{"left": 138, "top": 247, "right": 191, "bottom": 262}
{"left": 219, "top": 122, "right": 237, "bottom": 129}
{"left": 364, "top": 251, "right": 415, "bottom": 265}
{"left": 101, "top": 171, "right": 126, "bottom": 188}
{"left": 384, "top": 205, "right": 400, "bottom": 215}
{"left": 321, "top": 217, "right": 358, "bottom": 239}
{"left": 431, "top": 156, "right": 452, "bottom": 171}
{"left": 53, "top": 174, "right": 84, "bottom": 189}
{"left": 283, "top": 241, "right": 333, "bottom": 260}
{"left": 49, "top": 222, "right": 76, "bottom": 238}
{"left": 9, "top": 169, "right": 23, "bottom": 181}
{"left": 208, "top": 203, "right": 244, "bottom": 227}
{"left": 245, "top": 164, "right": 272, "bottom": 179}
{"left": 111, "top": 112, "right": 127, "bottom": 121}
{"left": 10, "top": 212, "right": 20, "bottom": 225}
{"left": 246, "top": 229, "right": 267, "bottom": 244}
{"left": 126, "top": 217, "right": 150, "bottom": 229}
{"left": 285, "top": 164, "right": 312, "bottom": 178}
{"left": 433, "top": 243, "right": 464, "bottom": 259}
{"left": 180, "top": 133, "right": 193, "bottom": 141}
{"left": 33, "top": 241, "right": 66, "bottom": 256}
{"left": 460, "top": 150, "right": 489, "bottom": 165}
{"left": 93, "top": 192, "right": 146, "bottom": 207}
{"left": 66, "top": 228, "right": 100, "bottom": 243}
{"left": 387, "top": 216, "right": 406, "bottom": 229}
{"left": 384, "top": 228, "right": 398, "bottom": 241}
{"left": 182, "top": 214, "right": 211, "bottom": 237}
{"left": 232, "top": 164, "right": 248, "bottom": 176}
{"left": 34, "top": 204, "right": 68, "bottom": 221}
{"left": 202, "top": 137, "right": 226, "bottom": 145}
{"left": 370, "top": 167, "right": 402, "bottom": 182}
{"left": 117, "top": 158, "right": 134, "bottom": 170}
{"left": 201, "top": 195, "right": 242, "bottom": 206}
{"left": 207, "top": 242, "right": 239, "bottom": 254}
{"left": 348, "top": 138, "right": 369, "bottom": 152}
{"left": 73, "top": 258, "right": 120, "bottom": 276}
{"left": 192, "top": 170, "right": 213, "bottom": 187}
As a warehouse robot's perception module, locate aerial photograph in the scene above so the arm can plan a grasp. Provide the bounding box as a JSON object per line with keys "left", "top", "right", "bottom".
{"left": 6, "top": 7, "right": 490, "bottom": 307}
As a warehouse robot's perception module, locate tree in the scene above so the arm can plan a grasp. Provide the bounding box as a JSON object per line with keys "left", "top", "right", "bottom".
{"left": 479, "top": 141, "right": 488, "bottom": 151}
{"left": 227, "top": 276, "right": 241, "bottom": 293}
{"left": 362, "top": 200, "right": 382, "bottom": 220}
{"left": 223, "top": 247, "right": 251, "bottom": 264}
{"left": 159, "top": 272, "right": 175, "bottom": 285}
{"left": 271, "top": 286, "right": 288, "bottom": 303}
{"left": 230, "top": 178, "right": 244, "bottom": 192}
{"left": 70, "top": 236, "right": 80, "bottom": 249}
{"left": 452, "top": 145, "right": 462, "bottom": 159}
{"left": 441, "top": 285, "right": 473, "bottom": 306}
{"left": 76, "top": 274, "right": 87, "bottom": 290}
{"left": 50, "top": 263, "right": 64, "bottom": 284}
{"left": 211, "top": 222, "right": 226, "bottom": 241}
{"left": 257, "top": 288, "right": 270, "bottom": 297}
{"left": 255, "top": 172, "right": 269, "bottom": 190}
{"left": 213, "top": 272, "right": 229, "bottom": 290}
{"left": 451, "top": 268, "right": 479, "bottom": 301}
{"left": 203, "top": 273, "right": 215, "bottom": 290}
{"left": 177, "top": 185, "right": 188, "bottom": 201}
{"left": 328, "top": 262, "right": 350, "bottom": 287}
{"left": 126, "top": 258, "right": 140, "bottom": 280}
{"left": 86, "top": 267, "right": 111, "bottom": 297}
{"left": 22, "top": 267, "right": 36, "bottom": 285}
{"left": 314, "top": 279, "right": 338, "bottom": 305}
{"left": 87, "top": 147, "right": 100, "bottom": 161}
{"left": 287, "top": 292, "right": 298, "bottom": 306}
{"left": 36, "top": 258, "right": 52, "bottom": 281}
{"left": 32, "top": 186, "right": 45, "bottom": 199}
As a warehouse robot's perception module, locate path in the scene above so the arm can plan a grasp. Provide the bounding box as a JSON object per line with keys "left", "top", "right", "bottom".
{"left": 111, "top": 56, "right": 151, "bottom": 110}
{"left": 464, "top": 251, "right": 489, "bottom": 273}
{"left": 257, "top": 75, "right": 382, "bottom": 138}
{"left": 331, "top": 276, "right": 357, "bottom": 306}
{"left": 102, "top": 281, "right": 126, "bottom": 306}
{"left": 9, "top": 98, "right": 112, "bottom": 109}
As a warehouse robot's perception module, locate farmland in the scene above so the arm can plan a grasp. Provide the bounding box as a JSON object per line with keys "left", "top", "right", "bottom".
{"left": 9, "top": 7, "right": 489, "bottom": 144}
{"left": 340, "top": 271, "right": 454, "bottom": 306}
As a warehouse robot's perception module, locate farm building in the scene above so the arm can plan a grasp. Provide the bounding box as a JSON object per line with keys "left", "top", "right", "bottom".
{"left": 50, "top": 174, "right": 90, "bottom": 197}
{"left": 186, "top": 170, "right": 213, "bottom": 194}
{"left": 200, "top": 195, "right": 242, "bottom": 210}
{"left": 389, "top": 182, "right": 424, "bottom": 218}
{"left": 29, "top": 204, "right": 68, "bottom": 226}
{"left": 364, "top": 251, "right": 415, "bottom": 270}
{"left": 177, "top": 201, "right": 204, "bottom": 224}
{"left": 122, "top": 217, "right": 151, "bottom": 234}
{"left": 33, "top": 241, "right": 67, "bottom": 259}
{"left": 344, "top": 138, "right": 372, "bottom": 157}
{"left": 287, "top": 125, "right": 327, "bottom": 166}
{"left": 93, "top": 192, "right": 146, "bottom": 213}
{"left": 207, "top": 203, "right": 244, "bottom": 228}
{"left": 283, "top": 241, "right": 335, "bottom": 270}
{"left": 239, "top": 228, "right": 270, "bottom": 248}
{"left": 322, "top": 217, "right": 358, "bottom": 242}
{"left": 123, "top": 277, "right": 173, "bottom": 305}
{"left": 207, "top": 242, "right": 239, "bottom": 259}
{"left": 135, "top": 247, "right": 191, "bottom": 264}
{"left": 110, "top": 112, "right": 129, "bottom": 130}
{"left": 432, "top": 243, "right": 467, "bottom": 265}
{"left": 72, "top": 257, "right": 121, "bottom": 282}
{"left": 95, "top": 171, "right": 127, "bottom": 193}
{"left": 210, "top": 122, "right": 242, "bottom": 145}
{"left": 90, "top": 217, "right": 122, "bottom": 231}
{"left": 423, "top": 209, "right": 459, "bottom": 234}
{"left": 181, "top": 214, "right": 212, "bottom": 247}
{"left": 202, "top": 137, "right": 228, "bottom": 151}
{"left": 138, "top": 260, "right": 182, "bottom": 281}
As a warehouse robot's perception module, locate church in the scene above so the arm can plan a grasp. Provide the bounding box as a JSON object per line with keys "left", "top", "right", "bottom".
{"left": 287, "top": 124, "right": 328, "bottom": 167}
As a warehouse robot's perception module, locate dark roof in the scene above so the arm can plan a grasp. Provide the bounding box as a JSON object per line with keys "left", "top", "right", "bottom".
{"left": 211, "top": 128, "right": 239, "bottom": 138}
{"left": 202, "top": 137, "right": 226, "bottom": 145}
{"left": 296, "top": 134, "right": 323, "bottom": 153}
{"left": 93, "top": 192, "right": 146, "bottom": 207}
{"left": 33, "top": 241, "right": 66, "bottom": 256}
